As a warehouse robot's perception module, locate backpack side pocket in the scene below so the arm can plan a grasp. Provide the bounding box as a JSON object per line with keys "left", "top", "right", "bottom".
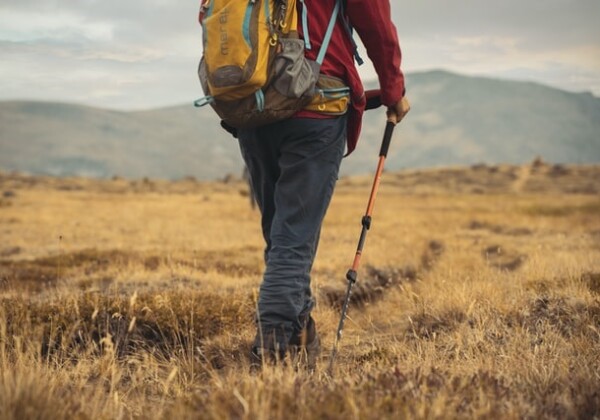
{"left": 272, "top": 38, "right": 319, "bottom": 99}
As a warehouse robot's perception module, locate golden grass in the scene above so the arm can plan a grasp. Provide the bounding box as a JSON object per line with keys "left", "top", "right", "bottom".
{"left": 0, "top": 163, "right": 599, "bottom": 419}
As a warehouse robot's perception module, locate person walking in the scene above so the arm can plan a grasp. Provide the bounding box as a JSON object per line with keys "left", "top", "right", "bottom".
{"left": 205, "top": 0, "right": 410, "bottom": 366}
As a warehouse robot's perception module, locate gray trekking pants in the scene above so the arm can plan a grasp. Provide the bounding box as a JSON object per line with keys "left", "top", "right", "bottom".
{"left": 238, "top": 115, "right": 347, "bottom": 347}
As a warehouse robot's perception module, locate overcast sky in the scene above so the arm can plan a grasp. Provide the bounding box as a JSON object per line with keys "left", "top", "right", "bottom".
{"left": 1, "top": 0, "right": 599, "bottom": 110}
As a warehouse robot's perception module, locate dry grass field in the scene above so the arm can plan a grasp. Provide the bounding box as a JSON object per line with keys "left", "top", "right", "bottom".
{"left": 1, "top": 160, "right": 599, "bottom": 419}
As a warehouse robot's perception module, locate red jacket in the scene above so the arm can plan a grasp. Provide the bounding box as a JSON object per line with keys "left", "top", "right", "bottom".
{"left": 295, "top": 0, "right": 405, "bottom": 154}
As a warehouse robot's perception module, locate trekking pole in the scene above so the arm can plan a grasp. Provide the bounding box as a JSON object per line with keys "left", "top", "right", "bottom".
{"left": 327, "top": 120, "right": 396, "bottom": 376}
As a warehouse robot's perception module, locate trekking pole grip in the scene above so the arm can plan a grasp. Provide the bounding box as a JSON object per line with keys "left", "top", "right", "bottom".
{"left": 378, "top": 121, "right": 395, "bottom": 158}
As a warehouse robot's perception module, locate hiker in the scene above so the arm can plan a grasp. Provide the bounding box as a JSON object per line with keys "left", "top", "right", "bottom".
{"left": 198, "top": 0, "right": 409, "bottom": 366}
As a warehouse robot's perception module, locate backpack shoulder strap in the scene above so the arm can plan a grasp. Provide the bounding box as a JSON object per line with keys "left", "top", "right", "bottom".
{"left": 338, "top": 0, "right": 364, "bottom": 65}
{"left": 299, "top": 0, "right": 312, "bottom": 50}
{"left": 302, "top": 0, "right": 364, "bottom": 66}
{"left": 315, "top": 0, "right": 340, "bottom": 65}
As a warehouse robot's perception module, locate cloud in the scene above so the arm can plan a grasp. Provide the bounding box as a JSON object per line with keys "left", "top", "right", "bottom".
{"left": 0, "top": 10, "right": 113, "bottom": 44}
{"left": 0, "top": 0, "right": 599, "bottom": 109}
{"left": 391, "top": 0, "right": 600, "bottom": 46}
{"left": 388, "top": 1, "right": 600, "bottom": 95}
{"left": 0, "top": 0, "right": 203, "bottom": 108}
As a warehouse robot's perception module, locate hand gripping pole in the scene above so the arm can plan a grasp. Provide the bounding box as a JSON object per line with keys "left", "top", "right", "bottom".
{"left": 327, "top": 121, "right": 395, "bottom": 376}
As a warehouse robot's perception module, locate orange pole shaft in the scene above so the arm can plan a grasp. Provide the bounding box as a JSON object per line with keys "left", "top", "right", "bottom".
{"left": 350, "top": 155, "right": 386, "bottom": 271}
{"left": 365, "top": 156, "right": 386, "bottom": 216}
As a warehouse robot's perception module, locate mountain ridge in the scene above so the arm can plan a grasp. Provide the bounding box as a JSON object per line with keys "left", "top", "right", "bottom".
{"left": 1, "top": 70, "right": 599, "bottom": 180}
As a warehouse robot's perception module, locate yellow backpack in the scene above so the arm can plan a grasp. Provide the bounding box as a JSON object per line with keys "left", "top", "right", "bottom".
{"left": 195, "top": 0, "right": 349, "bottom": 128}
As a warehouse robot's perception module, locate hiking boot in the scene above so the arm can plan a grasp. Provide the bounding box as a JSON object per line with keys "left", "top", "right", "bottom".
{"left": 288, "top": 316, "right": 321, "bottom": 371}
{"left": 249, "top": 345, "right": 281, "bottom": 368}
{"left": 250, "top": 329, "right": 286, "bottom": 368}
{"left": 250, "top": 317, "right": 320, "bottom": 370}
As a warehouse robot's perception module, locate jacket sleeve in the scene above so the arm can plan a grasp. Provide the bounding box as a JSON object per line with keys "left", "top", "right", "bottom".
{"left": 345, "top": 0, "right": 405, "bottom": 106}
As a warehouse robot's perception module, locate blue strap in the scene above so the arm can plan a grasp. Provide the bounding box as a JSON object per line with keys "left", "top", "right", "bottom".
{"left": 341, "top": 20, "right": 364, "bottom": 65}
{"left": 352, "top": 46, "right": 364, "bottom": 66}
{"left": 194, "top": 96, "right": 214, "bottom": 107}
{"left": 242, "top": 2, "right": 254, "bottom": 47}
{"left": 264, "top": 0, "right": 270, "bottom": 24}
{"left": 255, "top": 90, "right": 265, "bottom": 112}
{"left": 316, "top": 0, "right": 340, "bottom": 65}
{"left": 205, "top": 0, "right": 215, "bottom": 17}
{"left": 300, "top": 0, "right": 312, "bottom": 50}
{"left": 339, "top": 0, "right": 364, "bottom": 65}
{"left": 321, "top": 87, "right": 350, "bottom": 99}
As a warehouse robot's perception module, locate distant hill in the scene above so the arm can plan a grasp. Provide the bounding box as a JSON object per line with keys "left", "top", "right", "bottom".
{"left": 1, "top": 70, "right": 599, "bottom": 180}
